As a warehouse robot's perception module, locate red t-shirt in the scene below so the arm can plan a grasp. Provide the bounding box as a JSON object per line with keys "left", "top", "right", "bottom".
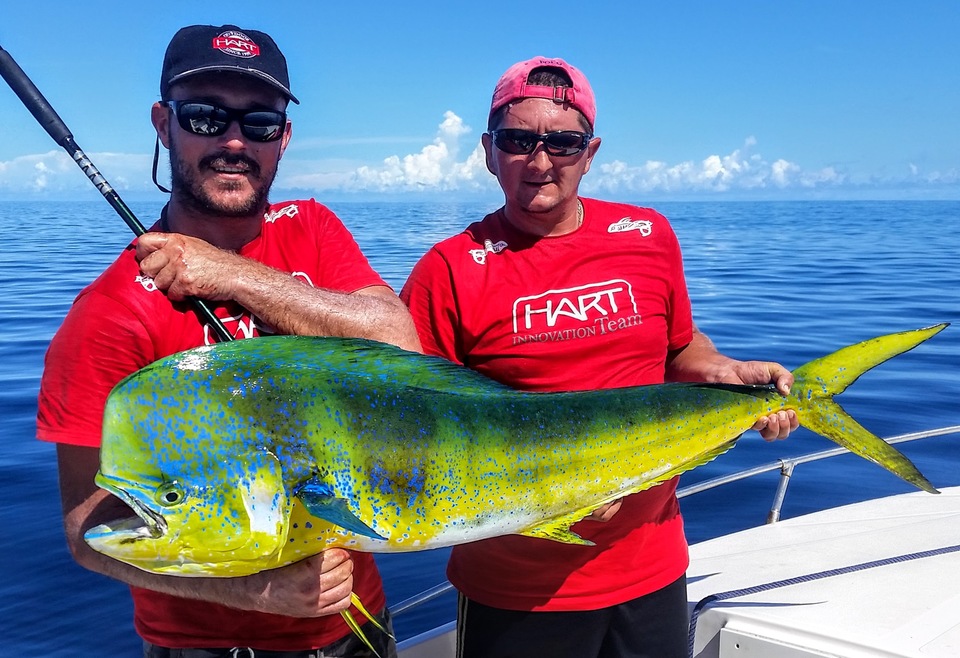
{"left": 401, "top": 197, "right": 694, "bottom": 611}
{"left": 37, "top": 199, "right": 388, "bottom": 650}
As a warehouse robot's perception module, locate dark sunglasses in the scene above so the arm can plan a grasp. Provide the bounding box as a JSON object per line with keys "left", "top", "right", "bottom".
{"left": 163, "top": 100, "right": 287, "bottom": 142}
{"left": 490, "top": 129, "right": 593, "bottom": 157}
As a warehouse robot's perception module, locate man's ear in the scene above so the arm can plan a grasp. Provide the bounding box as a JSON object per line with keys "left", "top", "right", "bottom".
{"left": 481, "top": 132, "right": 496, "bottom": 177}
{"left": 581, "top": 136, "right": 602, "bottom": 176}
{"left": 151, "top": 102, "right": 172, "bottom": 149}
{"left": 277, "top": 120, "right": 292, "bottom": 161}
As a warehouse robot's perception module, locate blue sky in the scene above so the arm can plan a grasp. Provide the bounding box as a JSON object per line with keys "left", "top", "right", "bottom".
{"left": 1, "top": 1, "right": 957, "bottom": 201}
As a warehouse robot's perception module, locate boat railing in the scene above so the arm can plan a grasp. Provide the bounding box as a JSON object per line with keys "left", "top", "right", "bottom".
{"left": 675, "top": 424, "right": 960, "bottom": 523}
{"left": 390, "top": 424, "right": 960, "bottom": 619}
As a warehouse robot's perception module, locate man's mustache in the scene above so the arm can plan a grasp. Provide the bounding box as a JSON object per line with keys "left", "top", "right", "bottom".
{"left": 200, "top": 153, "right": 261, "bottom": 178}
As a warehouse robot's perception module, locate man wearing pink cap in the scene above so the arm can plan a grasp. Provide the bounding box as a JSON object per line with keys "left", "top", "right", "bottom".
{"left": 401, "top": 56, "right": 798, "bottom": 657}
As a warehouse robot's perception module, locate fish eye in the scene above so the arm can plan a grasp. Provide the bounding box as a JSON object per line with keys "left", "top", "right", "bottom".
{"left": 156, "top": 482, "right": 185, "bottom": 507}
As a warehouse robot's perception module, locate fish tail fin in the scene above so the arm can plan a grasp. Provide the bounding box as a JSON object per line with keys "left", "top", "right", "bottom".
{"left": 340, "top": 592, "right": 395, "bottom": 658}
{"left": 791, "top": 324, "right": 947, "bottom": 494}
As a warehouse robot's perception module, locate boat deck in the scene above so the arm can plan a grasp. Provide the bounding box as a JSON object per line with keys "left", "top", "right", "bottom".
{"left": 687, "top": 486, "right": 960, "bottom": 657}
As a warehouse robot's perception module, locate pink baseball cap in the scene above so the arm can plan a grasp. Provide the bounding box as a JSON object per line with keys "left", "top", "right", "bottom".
{"left": 489, "top": 56, "right": 596, "bottom": 128}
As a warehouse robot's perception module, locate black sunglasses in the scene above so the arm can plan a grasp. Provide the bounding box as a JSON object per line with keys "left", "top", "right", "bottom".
{"left": 163, "top": 100, "right": 287, "bottom": 143}
{"left": 490, "top": 129, "right": 593, "bottom": 157}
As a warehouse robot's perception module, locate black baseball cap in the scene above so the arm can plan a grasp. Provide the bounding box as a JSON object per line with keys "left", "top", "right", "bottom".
{"left": 160, "top": 24, "right": 299, "bottom": 104}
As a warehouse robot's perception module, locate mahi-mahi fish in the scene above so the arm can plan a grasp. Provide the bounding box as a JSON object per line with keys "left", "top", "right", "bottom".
{"left": 87, "top": 325, "right": 945, "bottom": 573}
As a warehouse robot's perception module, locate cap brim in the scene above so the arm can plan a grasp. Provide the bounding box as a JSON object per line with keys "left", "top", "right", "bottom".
{"left": 166, "top": 66, "right": 300, "bottom": 104}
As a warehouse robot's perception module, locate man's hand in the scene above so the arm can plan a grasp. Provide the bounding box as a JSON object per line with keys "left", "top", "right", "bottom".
{"left": 136, "top": 232, "right": 242, "bottom": 302}
{"left": 584, "top": 498, "right": 623, "bottom": 522}
{"left": 135, "top": 232, "right": 423, "bottom": 352}
{"left": 666, "top": 329, "right": 799, "bottom": 442}
{"left": 711, "top": 358, "right": 799, "bottom": 441}
{"left": 245, "top": 548, "right": 355, "bottom": 618}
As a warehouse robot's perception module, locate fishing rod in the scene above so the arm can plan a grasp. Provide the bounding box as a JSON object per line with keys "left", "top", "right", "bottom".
{"left": 0, "top": 44, "right": 233, "bottom": 343}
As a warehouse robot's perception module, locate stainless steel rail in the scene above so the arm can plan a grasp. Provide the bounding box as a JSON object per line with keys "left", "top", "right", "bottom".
{"left": 676, "top": 425, "right": 960, "bottom": 522}
{"left": 392, "top": 581, "right": 457, "bottom": 617}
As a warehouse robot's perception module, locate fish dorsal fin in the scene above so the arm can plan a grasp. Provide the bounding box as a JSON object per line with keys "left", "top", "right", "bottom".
{"left": 295, "top": 480, "right": 386, "bottom": 540}
{"left": 189, "top": 335, "right": 515, "bottom": 397}
{"left": 312, "top": 337, "right": 514, "bottom": 396}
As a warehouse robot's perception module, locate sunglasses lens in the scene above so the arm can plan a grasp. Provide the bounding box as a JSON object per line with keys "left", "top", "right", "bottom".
{"left": 543, "top": 132, "right": 589, "bottom": 156}
{"left": 493, "top": 129, "right": 538, "bottom": 155}
{"left": 492, "top": 129, "right": 591, "bottom": 156}
{"left": 239, "top": 111, "right": 286, "bottom": 142}
{"left": 176, "top": 103, "right": 229, "bottom": 136}
{"left": 170, "top": 102, "right": 285, "bottom": 142}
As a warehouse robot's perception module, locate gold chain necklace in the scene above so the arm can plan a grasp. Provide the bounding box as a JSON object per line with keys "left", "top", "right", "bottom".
{"left": 576, "top": 199, "right": 584, "bottom": 227}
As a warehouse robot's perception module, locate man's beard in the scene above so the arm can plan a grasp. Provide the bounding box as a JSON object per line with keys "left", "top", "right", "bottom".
{"left": 168, "top": 142, "right": 276, "bottom": 217}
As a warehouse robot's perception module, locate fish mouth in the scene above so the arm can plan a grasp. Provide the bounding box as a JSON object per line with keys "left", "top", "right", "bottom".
{"left": 86, "top": 474, "right": 167, "bottom": 544}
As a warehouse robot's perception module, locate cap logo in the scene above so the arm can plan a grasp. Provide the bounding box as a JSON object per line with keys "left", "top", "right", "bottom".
{"left": 212, "top": 30, "right": 260, "bottom": 59}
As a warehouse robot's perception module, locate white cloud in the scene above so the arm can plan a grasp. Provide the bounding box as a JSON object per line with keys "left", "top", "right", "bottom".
{"left": 770, "top": 159, "right": 799, "bottom": 186}
{"left": 0, "top": 150, "right": 153, "bottom": 195}
{"left": 343, "top": 111, "right": 490, "bottom": 192}
{"left": 279, "top": 111, "right": 493, "bottom": 194}
{"left": 319, "top": 123, "right": 855, "bottom": 197}
{"left": 584, "top": 138, "right": 847, "bottom": 195}
{"left": 2, "top": 118, "right": 956, "bottom": 198}
{"left": 0, "top": 151, "right": 72, "bottom": 192}
{"left": 923, "top": 168, "right": 960, "bottom": 184}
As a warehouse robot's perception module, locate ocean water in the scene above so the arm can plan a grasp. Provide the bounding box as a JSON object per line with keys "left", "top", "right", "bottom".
{"left": 1, "top": 199, "right": 958, "bottom": 654}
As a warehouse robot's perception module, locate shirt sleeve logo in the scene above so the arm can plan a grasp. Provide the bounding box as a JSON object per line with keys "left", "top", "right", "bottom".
{"left": 607, "top": 217, "right": 653, "bottom": 237}
{"left": 135, "top": 275, "right": 158, "bottom": 292}
{"left": 265, "top": 203, "right": 300, "bottom": 224}
{"left": 202, "top": 313, "right": 260, "bottom": 344}
{"left": 469, "top": 239, "right": 509, "bottom": 265}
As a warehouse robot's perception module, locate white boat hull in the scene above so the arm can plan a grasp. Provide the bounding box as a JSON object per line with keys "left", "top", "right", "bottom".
{"left": 688, "top": 486, "right": 960, "bottom": 657}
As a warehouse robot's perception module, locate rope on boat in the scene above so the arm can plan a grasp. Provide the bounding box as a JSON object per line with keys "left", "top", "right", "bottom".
{"left": 687, "top": 542, "right": 960, "bottom": 658}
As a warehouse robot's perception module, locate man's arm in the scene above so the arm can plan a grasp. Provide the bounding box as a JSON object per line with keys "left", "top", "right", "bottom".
{"left": 58, "top": 444, "right": 355, "bottom": 617}
{"left": 666, "top": 326, "right": 799, "bottom": 441}
{"left": 135, "top": 233, "right": 422, "bottom": 352}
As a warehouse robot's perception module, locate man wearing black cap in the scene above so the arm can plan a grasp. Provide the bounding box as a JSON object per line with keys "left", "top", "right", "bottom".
{"left": 37, "top": 24, "right": 416, "bottom": 657}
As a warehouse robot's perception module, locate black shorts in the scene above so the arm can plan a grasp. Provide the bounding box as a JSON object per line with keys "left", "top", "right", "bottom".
{"left": 456, "top": 575, "right": 688, "bottom": 658}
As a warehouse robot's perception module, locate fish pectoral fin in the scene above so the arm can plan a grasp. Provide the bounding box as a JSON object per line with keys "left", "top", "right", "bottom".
{"left": 518, "top": 512, "right": 596, "bottom": 546}
{"left": 296, "top": 484, "right": 386, "bottom": 540}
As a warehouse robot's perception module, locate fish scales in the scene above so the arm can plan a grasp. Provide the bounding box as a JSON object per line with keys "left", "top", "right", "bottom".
{"left": 87, "top": 325, "right": 946, "bottom": 577}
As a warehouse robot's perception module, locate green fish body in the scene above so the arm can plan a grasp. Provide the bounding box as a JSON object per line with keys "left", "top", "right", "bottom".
{"left": 86, "top": 325, "right": 945, "bottom": 577}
